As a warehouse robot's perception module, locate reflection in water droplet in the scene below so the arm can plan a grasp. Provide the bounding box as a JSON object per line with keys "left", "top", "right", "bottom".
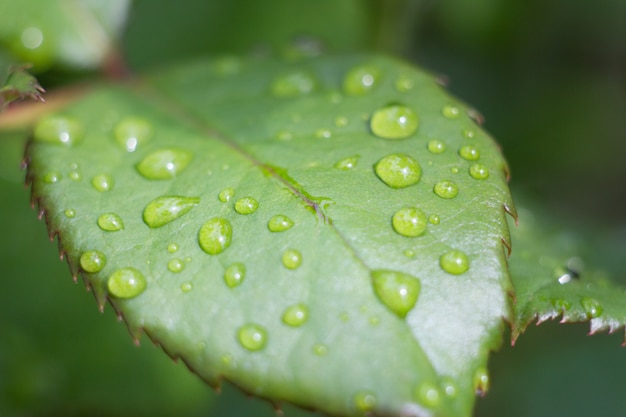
{"left": 80, "top": 250, "right": 106, "bottom": 273}
{"left": 198, "top": 218, "right": 232, "bottom": 255}
{"left": 462, "top": 129, "right": 476, "bottom": 139}
{"left": 282, "top": 304, "right": 309, "bottom": 326}
{"left": 315, "top": 129, "right": 332, "bottom": 139}
{"left": 374, "top": 154, "right": 421, "bottom": 188}
{"left": 136, "top": 149, "right": 193, "bottom": 180}
{"left": 473, "top": 367, "right": 490, "bottom": 396}
{"left": 581, "top": 297, "right": 603, "bottom": 318}
{"left": 353, "top": 391, "right": 377, "bottom": 412}
{"left": 433, "top": 180, "right": 459, "bottom": 199}
{"left": 370, "top": 105, "right": 419, "bottom": 139}
{"left": 271, "top": 71, "right": 317, "bottom": 97}
{"left": 69, "top": 171, "right": 81, "bottom": 181}
{"left": 371, "top": 270, "right": 420, "bottom": 318}
{"left": 167, "top": 243, "right": 179, "bottom": 253}
{"left": 43, "top": 172, "right": 61, "bottom": 183}
{"left": 450, "top": 167, "right": 459, "bottom": 174}
{"left": 427, "top": 139, "right": 446, "bottom": 154}
{"left": 97, "top": 213, "right": 124, "bottom": 231}
{"left": 218, "top": 187, "right": 235, "bottom": 203}
{"left": 395, "top": 75, "right": 414, "bottom": 92}
{"left": 168, "top": 258, "right": 184, "bottom": 273}
{"left": 143, "top": 196, "right": 200, "bottom": 228}
{"left": 469, "top": 164, "right": 489, "bottom": 180}
{"left": 237, "top": 323, "right": 267, "bottom": 351}
{"left": 268, "top": 215, "right": 294, "bottom": 232}
{"left": 441, "top": 377, "right": 458, "bottom": 398}
{"left": 459, "top": 145, "right": 480, "bottom": 161}
{"left": 442, "top": 105, "right": 460, "bottom": 119}
{"left": 91, "top": 174, "right": 114, "bottom": 192}
{"left": 334, "top": 155, "right": 359, "bottom": 170}
{"left": 440, "top": 250, "right": 470, "bottom": 275}
{"left": 282, "top": 249, "right": 302, "bottom": 269}
{"left": 107, "top": 268, "right": 147, "bottom": 299}
{"left": 64, "top": 208, "right": 76, "bottom": 218}
{"left": 224, "top": 262, "right": 246, "bottom": 288}
{"left": 343, "top": 65, "right": 380, "bottom": 96}
{"left": 392, "top": 207, "right": 427, "bottom": 237}
{"left": 114, "top": 117, "right": 152, "bottom": 152}
{"left": 234, "top": 197, "right": 259, "bottom": 215}
{"left": 34, "top": 116, "right": 84, "bottom": 146}
{"left": 416, "top": 381, "right": 441, "bottom": 408}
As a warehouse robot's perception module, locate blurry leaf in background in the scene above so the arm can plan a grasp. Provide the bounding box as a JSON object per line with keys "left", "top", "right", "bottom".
{"left": 0, "top": 57, "right": 44, "bottom": 111}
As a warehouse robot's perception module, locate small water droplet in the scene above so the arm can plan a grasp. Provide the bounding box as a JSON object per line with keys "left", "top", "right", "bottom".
{"left": 268, "top": 215, "right": 294, "bottom": 232}
{"left": 80, "top": 250, "right": 106, "bottom": 273}
{"left": 340, "top": 312, "right": 350, "bottom": 322}
{"left": 374, "top": 153, "right": 421, "bottom": 188}
{"left": 369, "top": 316, "right": 380, "bottom": 326}
{"left": 441, "top": 377, "right": 458, "bottom": 398}
{"left": 180, "top": 282, "right": 193, "bottom": 292}
{"left": 68, "top": 171, "right": 81, "bottom": 181}
{"left": 282, "top": 303, "right": 309, "bottom": 327}
{"left": 275, "top": 130, "right": 293, "bottom": 141}
{"left": 581, "top": 297, "right": 603, "bottom": 318}
{"left": 433, "top": 180, "right": 459, "bottom": 199}
{"left": 114, "top": 117, "right": 152, "bottom": 152}
{"left": 462, "top": 129, "right": 476, "bottom": 139}
{"left": 34, "top": 116, "right": 84, "bottom": 146}
{"left": 442, "top": 105, "right": 460, "bottom": 119}
{"left": 469, "top": 164, "right": 489, "bottom": 180}
{"left": 416, "top": 381, "right": 441, "bottom": 408}
{"left": 440, "top": 250, "right": 470, "bottom": 275}
{"left": 237, "top": 323, "right": 267, "bottom": 351}
{"left": 198, "top": 218, "right": 232, "bottom": 255}
{"left": 136, "top": 148, "right": 193, "bottom": 180}
{"left": 43, "top": 172, "right": 61, "bottom": 183}
{"left": 64, "top": 208, "right": 76, "bottom": 218}
{"left": 271, "top": 71, "right": 317, "bottom": 97}
{"left": 315, "top": 128, "right": 332, "bottom": 139}
{"left": 224, "top": 262, "right": 246, "bottom": 288}
{"left": 313, "top": 343, "right": 328, "bottom": 356}
{"left": 343, "top": 65, "right": 380, "bottom": 96}
{"left": 143, "top": 196, "right": 200, "bottom": 228}
{"left": 404, "top": 249, "right": 416, "bottom": 258}
{"left": 353, "top": 391, "right": 377, "bottom": 412}
{"left": 91, "top": 174, "right": 114, "bottom": 192}
{"left": 167, "top": 243, "right": 179, "bottom": 253}
{"left": 473, "top": 367, "right": 490, "bottom": 396}
{"left": 97, "top": 213, "right": 124, "bottom": 231}
{"left": 427, "top": 139, "right": 446, "bottom": 154}
{"left": 392, "top": 207, "right": 427, "bottom": 237}
{"left": 282, "top": 249, "right": 302, "bottom": 269}
{"left": 459, "top": 145, "right": 480, "bottom": 161}
{"left": 334, "top": 116, "right": 349, "bottom": 127}
{"left": 218, "top": 187, "right": 235, "bottom": 203}
{"left": 107, "top": 268, "right": 147, "bottom": 299}
{"left": 334, "top": 155, "right": 359, "bottom": 170}
{"left": 551, "top": 298, "right": 572, "bottom": 311}
{"left": 370, "top": 105, "right": 419, "bottom": 139}
{"left": 428, "top": 214, "right": 441, "bottom": 225}
{"left": 168, "top": 258, "right": 184, "bottom": 273}
{"left": 394, "top": 75, "right": 414, "bottom": 92}
{"left": 234, "top": 197, "right": 259, "bottom": 215}
{"left": 450, "top": 167, "right": 459, "bottom": 174}
{"left": 371, "top": 269, "right": 420, "bottom": 318}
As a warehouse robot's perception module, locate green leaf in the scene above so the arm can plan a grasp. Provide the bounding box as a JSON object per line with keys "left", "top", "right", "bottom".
{"left": 0, "top": 62, "right": 44, "bottom": 110}
{"left": 25, "top": 54, "right": 514, "bottom": 417}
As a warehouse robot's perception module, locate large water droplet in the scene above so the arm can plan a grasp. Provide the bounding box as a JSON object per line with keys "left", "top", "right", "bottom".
{"left": 427, "top": 139, "right": 446, "bottom": 154}
{"left": 371, "top": 269, "right": 420, "bottom": 318}
{"left": 107, "top": 268, "right": 147, "bottom": 299}
{"left": 416, "top": 381, "right": 441, "bottom": 408}
{"left": 581, "top": 297, "right": 603, "bottom": 318}
{"left": 374, "top": 153, "right": 421, "bottom": 188}
{"left": 80, "top": 250, "right": 106, "bottom": 273}
{"left": 136, "top": 149, "right": 193, "bottom": 180}
{"left": 282, "top": 303, "right": 309, "bottom": 327}
{"left": 224, "top": 262, "right": 246, "bottom": 288}
{"left": 268, "top": 215, "right": 294, "bottom": 232}
{"left": 392, "top": 207, "right": 427, "bottom": 237}
{"left": 459, "top": 145, "right": 480, "bottom": 161}
{"left": 114, "top": 117, "right": 152, "bottom": 152}
{"left": 143, "top": 196, "right": 200, "bottom": 228}
{"left": 473, "top": 367, "right": 490, "bottom": 396}
{"left": 34, "top": 116, "right": 84, "bottom": 146}
{"left": 234, "top": 197, "right": 259, "bottom": 215}
{"left": 91, "top": 174, "right": 114, "bottom": 192}
{"left": 343, "top": 65, "right": 380, "bottom": 96}
{"left": 353, "top": 391, "right": 377, "bottom": 412}
{"left": 282, "top": 249, "right": 302, "bottom": 269}
{"left": 440, "top": 250, "right": 470, "bottom": 275}
{"left": 97, "top": 213, "right": 124, "bottom": 231}
{"left": 237, "top": 323, "right": 267, "bottom": 351}
{"left": 167, "top": 258, "right": 184, "bottom": 273}
{"left": 198, "top": 218, "right": 232, "bottom": 255}
{"left": 334, "top": 155, "right": 359, "bottom": 170}
{"left": 433, "top": 180, "right": 459, "bottom": 199}
{"left": 370, "top": 105, "right": 419, "bottom": 139}
{"left": 469, "top": 163, "right": 489, "bottom": 180}
{"left": 218, "top": 187, "right": 235, "bottom": 203}
{"left": 271, "top": 71, "right": 317, "bottom": 97}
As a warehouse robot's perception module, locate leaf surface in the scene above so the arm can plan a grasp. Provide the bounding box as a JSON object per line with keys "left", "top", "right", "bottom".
{"left": 25, "top": 54, "right": 514, "bottom": 417}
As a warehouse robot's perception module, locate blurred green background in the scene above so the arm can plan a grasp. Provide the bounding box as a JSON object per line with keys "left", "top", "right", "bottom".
{"left": 1, "top": 1, "right": 625, "bottom": 416}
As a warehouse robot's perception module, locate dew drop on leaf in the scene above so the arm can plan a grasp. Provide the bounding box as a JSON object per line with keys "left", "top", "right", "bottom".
{"left": 271, "top": 71, "right": 317, "bottom": 97}
{"left": 374, "top": 153, "right": 421, "bottom": 188}
{"left": 581, "top": 297, "right": 603, "bottom": 318}
{"left": 43, "top": 171, "right": 61, "bottom": 183}
{"left": 469, "top": 163, "right": 489, "bottom": 180}
{"left": 267, "top": 215, "right": 294, "bottom": 232}
{"left": 442, "top": 105, "right": 460, "bottom": 119}
{"left": 440, "top": 250, "right": 470, "bottom": 275}
{"left": 64, "top": 208, "right": 76, "bottom": 218}
{"left": 428, "top": 214, "right": 441, "bottom": 225}
{"left": 114, "top": 117, "right": 152, "bottom": 152}
{"left": 394, "top": 75, "right": 414, "bottom": 92}
{"left": 136, "top": 148, "right": 193, "bottom": 180}
{"left": 459, "top": 145, "right": 480, "bottom": 161}
{"left": 441, "top": 377, "right": 458, "bottom": 398}
{"left": 33, "top": 116, "right": 84, "bottom": 146}
{"left": 237, "top": 323, "right": 267, "bottom": 351}
{"left": 392, "top": 207, "right": 428, "bottom": 237}
{"left": 107, "top": 267, "right": 147, "bottom": 299}
{"left": 433, "top": 180, "right": 459, "bottom": 199}
{"left": 224, "top": 262, "right": 246, "bottom": 288}
{"left": 79, "top": 250, "right": 106, "bottom": 273}
{"left": 371, "top": 269, "right": 420, "bottom": 318}
{"left": 234, "top": 197, "right": 259, "bottom": 215}
{"left": 91, "top": 174, "right": 114, "bottom": 192}
{"left": 427, "top": 139, "right": 446, "bottom": 154}
{"left": 370, "top": 105, "right": 419, "bottom": 139}
{"left": 97, "top": 213, "right": 124, "bottom": 231}
{"left": 334, "top": 116, "right": 349, "bottom": 127}
{"left": 473, "top": 367, "right": 490, "bottom": 396}
{"left": 313, "top": 343, "right": 328, "bottom": 356}
{"left": 462, "top": 129, "right": 476, "bottom": 139}
{"left": 353, "top": 391, "right": 377, "bottom": 412}
{"left": 167, "top": 243, "right": 179, "bottom": 253}
{"left": 180, "top": 282, "right": 193, "bottom": 292}
{"left": 342, "top": 64, "right": 380, "bottom": 96}
{"left": 167, "top": 258, "right": 184, "bottom": 273}
{"left": 282, "top": 303, "right": 309, "bottom": 327}
{"left": 143, "top": 195, "right": 200, "bottom": 228}
{"left": 315, "top": 128, "right": 332, "bottom": 139}
{"left": 416, "top": 381, "right": 441, "bottom": 408}
{"left": 198, "top": 218, "right": 232, "bottom": 255}
{"left": 282, "top": 249, "right": 302, "bottom": 269}
{"left": 218, "top": 187, "right": 235, "bottom": 203}
{"left": 68, "top": 171, "right": 81, "bottom": 181}
{"left": 334, "top": 155, "right": 359, "bottom": 170}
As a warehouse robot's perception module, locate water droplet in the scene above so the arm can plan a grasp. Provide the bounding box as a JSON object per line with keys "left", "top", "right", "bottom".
{"left": 404, "top": 249, "right": 416, "bottom": 258}
{"left": 343, "top": 65, "right": 380, "bottom": 96}
{"left": 268, "top": 215, "right": 294, "bottom": 232}
{"left": 181, "top": 282, "right": 193, "bottom": 292}
{"left": 43, "top": 172, "right": 61, "bottom": 183}
{"left": 271, "top": 71, "right": 317, "bottom": 97}
{"left": 369, "top": 316, "right": 380, "bottom": 325}
{"left": 370, "top": 105, "right": 419, "bottom": 139}
{"left": 114, "top": 117, "right": 152, "bottom": 152}
{"left": 433, "top": 180, "right": 459, "bottom": 199}
{"left": 315, "top": 128, "right": 332, "bottom": 139}
{"left": 581, "top": 297, "right": 603, "bottom": 318}
{"left": 136, "top": 148, "right": 193, "bottom": 180}
{"left": 34, "top": 116, "right": 84, "bottom": 146}
{"left": 218, "top": 187, "right": 235, "bottom": 203}
{"left": 275, "top": 130, "right": 293, "bottom": 141}
{"left": 282, "top": 249, "right": 302, "bottom": 269}
{"left": 469, "top": 164, "right": 489, "bottom": 180}
{"left": 282, "top": 303, "right": 309, "bottom": 327}
{"left": 442, "top": 105, "right": 460, "bottom": 119}
{"left": 459, "top": 145, "right": 480, "bottom": 161}
{"left": 237, "top": 323, "right": 267, "bottom": 351}
{"left": 21, "top": 26, "right": 43, "bottom": 49}
{"left": 440, "top": 250, "right": 470, "bottom": 275}
{"left": 97, "top": 213, "right": 124, "bottom": 231}
{"left": 64, "top": 208, "right": 76, "bottom": 218}
{"left": 107, "top": 268, "right": 147, "bottom": 299}
{"left": 224, "top": 262, "right": 246, "bottom": 288}
{"left": 392, "top": 207, "right": 427, "bottom": 237}
{"left": 416, "top": 381, "right": 441, "bottom": 408}
{"left": 234, "top": 197, "right": 259, "bottom": 215}
{"left": 353, "top": 391, "right": 377, "bottom": 412}
{"left": 551, "top": 298, "right": 572, "bottom": 311}
{"left": 334, "top": 116, "right": 349, "bottom": 127}
{"left": 80, "top": 250, "right": 106, "bottom": 273}
{"left": 450, "top": 167, "right": 459, "bottom": 174}
{"left": 374, "top": 153, "right": 421, "bottom": 188}
{"left": 91, "top": 174, "right": 114, "bottom": 192}
{"left": 462, "top": 129, "right": 476, "bottom": 139}
{"left": 168, "top": 258, "right": 184, "bottom": 273}
{"left": 167, "top": 243, "right": 179, "bottom": 253}
{"left": 441, "top": 377, "right": 458, "bottom": 398}
{"left": 428, "top": 214, "right": 441, "bottom": 225}
{"left": 394, "top": 75, "right": 414, "bottom": 92}
{"left": 473, "top": 367, "right": 490, "bottom": 396}
{"left": 334, "top": 155, "right": 359, "bottom": 170}
{"left": 143, "top": 196, "right": 200, "bottom": 228}
{"left": 371, "top": 270, "right": 420, "bottom": 318}
{"left": 69, "top": 171, "right": 81, "bottom": 181}
{"left": 427, "top": 139, "right": 446, "bottom": 154}
{"left": 198, "top": 218, "right": 232, "bottom": 255}
{"left": 313, "top": 343, "right": 328, "bottom": 356}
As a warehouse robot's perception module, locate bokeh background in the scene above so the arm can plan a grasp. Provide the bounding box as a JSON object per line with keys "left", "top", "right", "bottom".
{"left": 1, "top": 1, "right": 625, "bottom": 416}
